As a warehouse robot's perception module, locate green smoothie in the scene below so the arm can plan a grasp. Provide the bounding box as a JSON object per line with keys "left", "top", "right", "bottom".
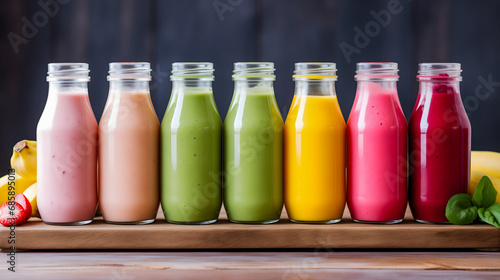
{"left": 161, "top": 87, "right": 222, "bottom": 224}
{"left": 224, "top": 85, "right": 284, "bottom": 223}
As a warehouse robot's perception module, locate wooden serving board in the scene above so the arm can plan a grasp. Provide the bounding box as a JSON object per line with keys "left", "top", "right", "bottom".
{"left": 1, "top": 208, "right": 499, "bottom": 251}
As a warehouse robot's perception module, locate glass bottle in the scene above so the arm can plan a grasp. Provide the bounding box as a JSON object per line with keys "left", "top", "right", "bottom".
{"left": 409, "top": 63, "right": 471, "bottom": 223}
{"left": 99, "top": 62, "right": 160, "bottom": 225}
{"left": 161, "top": 62, "right": 222, "bottom": 224}
{"left": 37, "top": 63, "right": 98, "bottom": 225}
{"left": 224, "top": 62, "right": 284, "bottom": 224}
{"left": 284, "top": 62, "right": 346, "bottom": 224}
{"left": 347, "top": 62, "right": 408, "bottom": 224}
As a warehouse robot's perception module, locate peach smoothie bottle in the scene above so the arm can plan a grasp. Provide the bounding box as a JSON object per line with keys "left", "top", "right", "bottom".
{"left": 284, "top": 63, "right": 346, "bottom": 223}
{"left": 37, "top": 63, "right": 98, "bottom": 225}
{"left": 347, "top": 63, "right": 408, "bottom": 224}
{"left": 99, "top": 62, "right": 160, "bottom": 224}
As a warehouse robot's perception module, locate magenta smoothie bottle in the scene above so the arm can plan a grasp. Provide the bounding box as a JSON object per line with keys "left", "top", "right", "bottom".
{"left": 37, "top": 63, "right": 98, "bottom": 225}
{"left": 409, "top": 63, "right": 471, "bottom": 223}
{"left": 347, "top": 63, "right": 408, "bottom": 224}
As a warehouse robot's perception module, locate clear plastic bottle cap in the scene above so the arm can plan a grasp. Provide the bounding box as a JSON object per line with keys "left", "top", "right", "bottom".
{"left": 293, "top": 62, "right": 337, "bottom": 81}
{"left": 232, "top": 62, "right": 275, "bottom": 81}
{"left": 47, "top": 63, "right": 90, "bottom": 82}
{"left": 170, "top": 62, "right": 214, "bottom": 81}
{"left": 418, "top": 63, "right": 462, "bottom": 80}
{"left": 355, "top": 62, "right": 398, "bottom": 81}
{"left": 108, "top": 62, "right": 151, "bottom": 81}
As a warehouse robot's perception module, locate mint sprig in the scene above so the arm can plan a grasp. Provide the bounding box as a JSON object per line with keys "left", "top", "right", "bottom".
{"left": 445, "top": 194, "right": 478, "bottom": 225}
{"left": 472, "top": 176, "right": 497, "bottom": 209}
{"left": 445, "top": 176, "right": 500, "bottom": 228}
{"left": 478, "top": 204, "right": 500, "bottom": 228}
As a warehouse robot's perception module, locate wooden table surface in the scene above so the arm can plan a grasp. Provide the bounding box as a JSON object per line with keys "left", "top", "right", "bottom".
{"left": 1, "top": 251, "right": 499, "bottom": 279}
{"left": 2, "top": 207, "right": 500, "bottom": 251}
{"left": 1, "top": 208, "right": 499, "bottom": 279}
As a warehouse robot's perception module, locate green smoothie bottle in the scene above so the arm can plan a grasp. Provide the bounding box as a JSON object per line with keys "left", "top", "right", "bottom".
{"left": 161, "top": 62, "right": 222, "bottom": 224}
{"left": 224, "top": 62, "right": 284, "bottom": 224}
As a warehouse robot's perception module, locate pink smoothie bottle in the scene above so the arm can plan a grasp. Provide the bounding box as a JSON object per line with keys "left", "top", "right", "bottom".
{"left": 409, "top": 63, "right": 471, "bottom": 223}
{"left": 37, "top": 63, "right": 98, "bottom": 225}
{"left": 347, "top": 62, "right": 408, "bottom": 224}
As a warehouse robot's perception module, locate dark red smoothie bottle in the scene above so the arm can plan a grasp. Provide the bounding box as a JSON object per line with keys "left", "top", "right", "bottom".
{"left": 409, "top": 63, "right": 471, "bottom": 223}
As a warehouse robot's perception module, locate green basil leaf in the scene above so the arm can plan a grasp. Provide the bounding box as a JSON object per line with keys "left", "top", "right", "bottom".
{"left": 478, "top": 203, "right": 500, "bottom": 228}
{"left": 446, "top": 193, "right": 478, "bottom": 225}
{"left": 472, "top": 176, "right": 497, "bottom": 209}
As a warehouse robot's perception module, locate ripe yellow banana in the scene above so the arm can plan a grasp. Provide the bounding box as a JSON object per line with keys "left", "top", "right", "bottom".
{"left": 10, "top": 140, "right": 37, "bottom": 180}
{"left": 23, "top": 182, "right": 39, "bottom": 218}
{"left": 471, "top": 151, "right": 500, "bottom": 179}
{"left": 468, "top": 170, "right": 500, "bottom": 203}
{"left": 0, "top": 173, "right": 36, "bottom": 205}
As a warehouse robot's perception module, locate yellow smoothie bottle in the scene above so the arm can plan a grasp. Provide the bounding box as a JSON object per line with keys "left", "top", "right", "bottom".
{"left": 284, "top": 63, "right": 346, "bottom": 223}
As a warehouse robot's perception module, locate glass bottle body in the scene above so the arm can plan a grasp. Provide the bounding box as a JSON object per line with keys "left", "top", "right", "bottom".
{"left": 161, "top": 63, "right": 222, "bottom": 224}
{"left": 409, "top": 63, "right": 471, "bottom": 223}
{"left": 37, "top": 63, "right": 98, "bottom": 225}
{"left": 285, "top": 62, "right": 346, "bottom": 224}
{"left": 99, "top": 63, "right": 160, "bottom": 225}
{"left": 347, "top": 63, "right": 408, "bottom": 224}
{"left": 224, "top": 62, "right": 284, "bottom": 224}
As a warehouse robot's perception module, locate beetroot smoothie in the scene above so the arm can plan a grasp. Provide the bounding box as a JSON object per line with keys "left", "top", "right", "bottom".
{"left": 409, "top": 64, "right": 471, "bottom": 223}
{"left": 347, "top": 63, "right": 407, "bottom": 223}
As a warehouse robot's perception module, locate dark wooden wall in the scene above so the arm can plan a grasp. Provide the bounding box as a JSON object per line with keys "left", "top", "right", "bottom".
{"left": 1, "top": 0, "right": 500, "bottom": 173}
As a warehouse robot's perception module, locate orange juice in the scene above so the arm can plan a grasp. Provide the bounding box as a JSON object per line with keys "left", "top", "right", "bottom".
{"left": 285, "top": 63, "right": 346, "bottom": 223}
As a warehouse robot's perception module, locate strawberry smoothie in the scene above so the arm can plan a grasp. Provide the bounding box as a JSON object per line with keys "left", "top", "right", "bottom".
{"left": 347, "top": 70, "right": 408, "bottom": 223}
{"left": 37, "top": 64, "right": 98, "bottom": 225}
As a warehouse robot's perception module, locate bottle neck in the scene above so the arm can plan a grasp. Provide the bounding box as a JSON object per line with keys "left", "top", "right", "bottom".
{"left": 356, "top": 80, "right": 398, "bottom": 95}
{"left": 171, "top": 80, "right": 213, "bottom": 95}
{"left": 419, "top": 80, "right": 461, "bottom": 97}
{"left": 48, "top": 81, "right": 89, "bottom": 95}
{"left": 294, "top": 80, "right": 335, "bottom": 96}
{"left": 234, "top": 80, "right": 274, "bottom": 95}
{"left": 109, "top": 80, "right": 150, "bottom": 93}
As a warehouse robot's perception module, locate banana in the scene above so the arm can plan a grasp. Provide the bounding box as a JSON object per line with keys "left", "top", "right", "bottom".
{"left": 10, "top": 140, "right": 37, "bottom": 181}
{"left": 0, "top": 173, "right": 36, "bottom": 205}
{"left": 23, "top": 182, "right": 39, "bottom": 218}
{"left": 471, "top": 151, "right": 500, "bottom": 179}
{"left": 468, "top": 169, "right": 500, "bottom": 203}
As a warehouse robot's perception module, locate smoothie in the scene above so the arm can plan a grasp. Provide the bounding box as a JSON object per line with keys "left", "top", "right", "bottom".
{"left": 347, "top": 81, "right": 408, "bottom": 222}
{"left": 161, "top": 88, "right": 222, "bottom": 224}
{"left": 409, "top": 76, "right": 471, "bottom": 223}
{"left": 285, "top": 95, "right": 346, "bottom": 222}
{"left": 37, "top": 92, "right": 98, "bottom": 224}
{"left": 224, "top": 87, "right": 284, "bottom": 223}
{"left": 99, "top": 91, "right": 160, "bottom": 223}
